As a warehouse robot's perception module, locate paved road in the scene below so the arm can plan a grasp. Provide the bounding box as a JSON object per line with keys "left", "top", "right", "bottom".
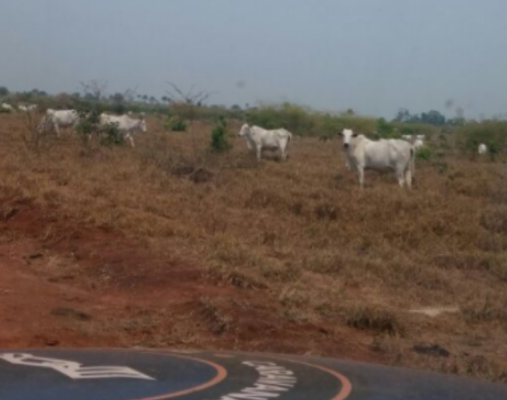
{"left": 0, "top": 349, "right": 506, "bottom": 399}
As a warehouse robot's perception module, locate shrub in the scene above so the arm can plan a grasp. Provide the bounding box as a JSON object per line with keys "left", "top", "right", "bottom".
{"left": 488, "top": 140, "right": 501, "bottom": 161}
{"left": 416, "top": 146, "right": 433, "bottom": 161}
{"left": 210, "top": 116, "right": 231, "bottom": 152}
{"left": 74, "top": 101, "right": 122, "bottom": 147}
{"left": 165, "top": 116, "right": 187, "bottom": 132}
{"left": 75, "top": 104, "right": 102, "bottom": 143}
{"left": 100, "top": 122, "right": 124, "bottom": 146}
{"left": 374, "top": 118, "right": 401, "bottom": 139}
{"left": 457, "top": 120, "right": 507, "bottom": 160}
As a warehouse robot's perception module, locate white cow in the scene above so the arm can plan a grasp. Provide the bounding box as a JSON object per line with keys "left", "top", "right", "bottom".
{"left": 1, "top": 103, "right": 14, "bottom": 112}
{"left": 40, "top": 109, "right": 80, "bottom": 136}
{"left": 99, "top": 113, "right": 147, "bottom": 148}
{"left": 238, "top": 123, "right": 292, "bottom": 161}
{"left": 18, "top": 104, "right": 37, "bottom": 113}
{"left": 478, "top": 143, "right": 487, "bottom": 155}
{"left": 402, "top": 135, "right": 413, "bottom": 142}
{"left": 413, "top": 139, "right": 424, "bottom": 150}
{"left": 341, "top": 129, "right": 415, "bottom": 189}
{"left": 416, "top": 134, "right": 425, "bottom": 140}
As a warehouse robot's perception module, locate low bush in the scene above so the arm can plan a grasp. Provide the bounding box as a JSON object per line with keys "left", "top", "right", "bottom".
{"left": 210, "top": 116, "right": 231, "bottom": 152}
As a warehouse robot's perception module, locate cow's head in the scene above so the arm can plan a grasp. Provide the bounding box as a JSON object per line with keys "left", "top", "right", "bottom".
{"left": 340, "top": 129, "right": 358, "bottom": 149}
{"left": 238, "top": 123, "right": 250, "bottom": 137}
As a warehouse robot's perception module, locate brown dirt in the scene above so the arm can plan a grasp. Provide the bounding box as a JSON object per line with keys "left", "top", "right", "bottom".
{"left": 1, "top": 113, "right": 507, "bottom": 383}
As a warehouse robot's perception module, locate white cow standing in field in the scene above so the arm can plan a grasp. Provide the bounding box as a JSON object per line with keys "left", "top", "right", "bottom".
{"left": 402, "top": 134, "right": 413, "bottom": 142}
{"left": 99, "top": 113, "right": 147, "bottom": 148}
{"left": 1, "top": 103, "right": 14, "bottom": 112}
{"left": 18, "top": 104, "right": 37, "bottom": 113}
{"left": 478, "top": 143, "right": 488, "bottom": 155}
{"left": 40, "top": 109, "right": 80, "bottom": 136}
{"left": 238, "top": 123, "right": 292, "bottom": 161}
{"left": 341, "top": 128, "right": 415, "bottom": 189}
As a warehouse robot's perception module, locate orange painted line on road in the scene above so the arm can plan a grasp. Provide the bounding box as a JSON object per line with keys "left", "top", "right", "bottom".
{"left": 135, "top": 352, "right": 227, "bottom": 400}
{"left": 275, "top": 356, "right": 353, "bottom": 400}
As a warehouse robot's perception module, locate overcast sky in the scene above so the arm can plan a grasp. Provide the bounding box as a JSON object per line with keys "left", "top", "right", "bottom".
{"left": 1, "top": 0, "right": 506, "bottom": 118}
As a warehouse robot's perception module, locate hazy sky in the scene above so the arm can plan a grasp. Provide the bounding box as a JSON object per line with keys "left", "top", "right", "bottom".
{"left": 1, "top": 0, "right": 507, "bottom": 118}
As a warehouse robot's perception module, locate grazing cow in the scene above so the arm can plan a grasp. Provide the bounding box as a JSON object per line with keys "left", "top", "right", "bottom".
{"left": 478, "top": 143, "right": 487, "bottom": 155}
{"left": 39, "top": 109, "right": 80, "bottom": 136}
{"left": 416, "top": 134, "right": 425, "bottom": 140}
{"left": 99, "top": 113, "right": 147, "bottom": 148}
{"left": 402, "top": 135, "right": 413, "bottom": 142}
{"left": 1, "top": 103, "right": 14, "bottom": 112}
{"left": 18, "top": 104, "right": 37, "bottom": 113}
{"left": 238, "top": 123, "right": 292, "bottom": 161}
{"left": 341, "top": 128, "right": 415, "bottom": 189}
{"left": 413, "top": 138, "right": 424, "bottom": 150}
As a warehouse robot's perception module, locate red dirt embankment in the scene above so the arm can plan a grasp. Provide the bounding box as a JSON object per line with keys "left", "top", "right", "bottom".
{"left": 0, "top": 197, "right": 380, "bottom": 363}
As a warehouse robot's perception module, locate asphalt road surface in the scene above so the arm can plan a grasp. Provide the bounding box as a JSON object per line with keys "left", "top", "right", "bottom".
{"left": 0, "top": 349, "right": 506, "bottom": 399}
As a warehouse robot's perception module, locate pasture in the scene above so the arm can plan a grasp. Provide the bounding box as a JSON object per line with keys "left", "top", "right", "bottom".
{"left": 0, "top": 112, "right": 506, "bottom": 382}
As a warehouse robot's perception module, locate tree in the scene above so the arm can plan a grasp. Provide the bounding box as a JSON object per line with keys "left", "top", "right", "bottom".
{"left": 393, "top": 108, "right": 412, "bottom": 123}
{"left": 111, "top": 93, "right": 125, "bottom": 103}
{"left": 165, "top": 82, "right": 214, "bottom": 105}
{"left": 421, "top": 110, "right": 446, "bottom": 126}
{"left": 80, "top": 79, "right": 108, "bottom": 100}
{"left": 0, "top": 86, "right": 9, "bottom": 96}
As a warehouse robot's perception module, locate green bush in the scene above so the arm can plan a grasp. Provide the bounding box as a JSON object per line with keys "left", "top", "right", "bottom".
{"left": 74, "top": 102, "right": 122, "bottom": 147}
{"left": 416, "top": 146, "right": 434, "bottom": 161}
{"left": 210, "top": 116, "right": 230, "bottom": 152}
{"left": 166, "top": 116, "right": 187, "bottom": 132}
{"left": 488, "top": 140, "right": 501, "bottom": 161}
{"left": 100, "top": 122, "right": 124, "bottom": 146}
{"left": 245, "top": 103, "right": 377, "bottom": 137}
{"left": 374, "top": 118, "right": 401, "bottom": 139}
{"left": 75, "top": 104, "right": 102, "bottom": 139}
{"left": 456, "top": 121, "right": 507, "bottom": 160}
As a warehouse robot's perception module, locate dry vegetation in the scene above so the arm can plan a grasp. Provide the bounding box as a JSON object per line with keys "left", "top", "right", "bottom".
{"left": 0, "top": 113, "right": 506, "bottom": 382}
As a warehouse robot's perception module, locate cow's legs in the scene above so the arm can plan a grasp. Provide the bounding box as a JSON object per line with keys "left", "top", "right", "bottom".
{"left": 127, "top": 134, "right": 135, "bottom": 148}
{"left": 256, "top": 145, "right": 262, "bottom": 161}
{"left": 358, "top": 167, "right": 365, "bottom": 188}
{"left": 396, "top": 169, "right": 406, "bottom": 187}
{"left": 280, "top": 147, "right": 287, "bottom": 162}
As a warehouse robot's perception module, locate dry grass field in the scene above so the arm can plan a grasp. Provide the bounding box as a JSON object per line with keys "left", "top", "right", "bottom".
{"left": 0, "top": 112, "right": 506, "bottom": 382}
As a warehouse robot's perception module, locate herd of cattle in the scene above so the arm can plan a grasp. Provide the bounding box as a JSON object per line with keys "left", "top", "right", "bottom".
{"left": 1, "top": 102, "right": 491, "bottom": 189}
{"left": 38, "top": 109, "right": 147, "bottom": 148}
